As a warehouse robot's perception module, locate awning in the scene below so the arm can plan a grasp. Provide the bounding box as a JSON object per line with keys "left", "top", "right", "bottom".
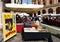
{"left": 5, "top": 3, "right": 44, "bottom": 13}
{"left": 5, "top": 3, "right": 44, "bottom": 8}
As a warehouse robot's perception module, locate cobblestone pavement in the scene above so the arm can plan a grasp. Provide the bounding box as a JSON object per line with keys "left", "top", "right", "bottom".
{"left": 1, "top": 33, "right": 60, "bottom": 42}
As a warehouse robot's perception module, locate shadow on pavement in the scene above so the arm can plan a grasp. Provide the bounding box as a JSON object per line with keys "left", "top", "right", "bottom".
{"left": 52, "top": 34, "right": 60, "bottom": 39}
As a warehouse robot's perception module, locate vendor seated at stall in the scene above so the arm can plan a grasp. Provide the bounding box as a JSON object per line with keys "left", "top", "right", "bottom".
{"left": 35, "top": 20, "right": 48, "bottom": 32}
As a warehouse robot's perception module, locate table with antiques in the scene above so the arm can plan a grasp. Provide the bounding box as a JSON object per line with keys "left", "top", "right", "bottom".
{"left": 22, "top": 27, "right": 53, "bottom": 42}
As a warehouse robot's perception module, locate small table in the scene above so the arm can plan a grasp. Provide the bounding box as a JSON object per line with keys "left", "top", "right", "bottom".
{"left": 16, "top": 23, "right": 24, "bottom": 33}
{"left": 22, "top": 28, "right": 53, "bottom": 42}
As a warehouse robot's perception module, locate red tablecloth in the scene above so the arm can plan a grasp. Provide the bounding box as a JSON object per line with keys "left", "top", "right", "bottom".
{"left": 16, "top": 23, "right": 24, "bottom": 33}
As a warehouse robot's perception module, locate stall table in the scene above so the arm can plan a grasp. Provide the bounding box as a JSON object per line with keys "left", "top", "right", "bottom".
{"left": 22, "top": 28, "right": 53, "bottom": 42}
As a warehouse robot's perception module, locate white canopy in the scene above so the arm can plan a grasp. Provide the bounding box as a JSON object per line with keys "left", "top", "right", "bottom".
{"left": 37, "top": 15, "right": 42, "bottom": 17}
{"left": 37, "top": 14, "right": 50, "bottom": 17}
{"left": 19, "top": 13, "right": 29, "bottom": 17}
{"left": 42, "top": 14, "right": 50, "bottom": 16}
{"left": 42, "top": 14, "right": 60, "bottom": 16}
{"left": 51, "top": 14, "right": 60, "bottom": 16}
{"left": 5, "top": 3, "right": 44, "bottom": 8}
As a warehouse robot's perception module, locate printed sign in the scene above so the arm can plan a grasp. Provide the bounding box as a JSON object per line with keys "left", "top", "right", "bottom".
{"left": 2, "top": 13, "right": 16, "bottom": 41}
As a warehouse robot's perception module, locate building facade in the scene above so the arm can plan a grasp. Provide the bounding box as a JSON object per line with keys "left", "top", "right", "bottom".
{"left": 3, "top": 0, "right": 33, "bottom": 13}
{"left": 3, "top": 0, "right": 22, "bottom": 12}
{"left": 32, "top": 0, "right": 60, "bottom": 17}
{"left": 3, "top": 0, "right": 60, "bottom": 17}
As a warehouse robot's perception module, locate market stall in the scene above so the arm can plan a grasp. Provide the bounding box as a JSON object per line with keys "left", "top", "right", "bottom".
{"left": 22, "top": 27, "right": 53, "bottom": 42}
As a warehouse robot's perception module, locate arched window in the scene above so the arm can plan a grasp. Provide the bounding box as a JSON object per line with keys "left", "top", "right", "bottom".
{"left": 14, "top": 0, "right": 16, "bottom": 3}
{"left": 42, "top": 10, "right": 46, "bottom": 14}
{"left": 38, "top": 11, "right": 40, "bottom": 15}
{"left": 56, "top": 7, "right": 60, "bottom": 14}
{"left": 58, "top": 0, "right": 60, "bottom": 3}
{"left": 34, "top": 13, "right": 36, "bottom": 17}
{"left": 38, "top": 0, "right": 40, "bottom": 4}
{"left": 49, "top": 0, "right": 53, "bottom": 4}
{"left": 43, "top": 0, "right": 46, "bottom": 5}
{"left": 48, "top": 8, "right": 53, "bottom": 14}
{"left": 56, "top": 7, "right": 60, "bottom": 20}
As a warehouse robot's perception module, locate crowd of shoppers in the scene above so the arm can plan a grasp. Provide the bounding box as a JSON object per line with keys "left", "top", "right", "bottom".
{"left": 42, "top": 16, "right": 60, "bottom": 27}
{"left": 16, "top": 14, "right": 43, "bottom": 23}
{"left": 16, "top": 14, "right": 60, "bottom": 27}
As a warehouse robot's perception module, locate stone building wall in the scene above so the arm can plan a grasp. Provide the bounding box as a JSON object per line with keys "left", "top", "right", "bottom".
{"left": 32, "top": 0, "right": 60, "bottom": 17}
